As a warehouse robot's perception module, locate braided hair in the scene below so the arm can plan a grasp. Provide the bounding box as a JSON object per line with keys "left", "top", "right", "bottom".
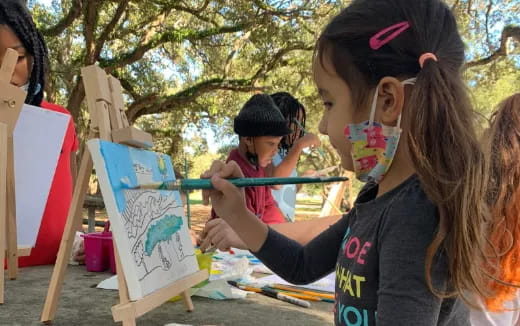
{"left": 0, "top": 0, "right": 47, "bottom": 106}
{"left": 270, "top": 92, "right": 306, "bottom": 154}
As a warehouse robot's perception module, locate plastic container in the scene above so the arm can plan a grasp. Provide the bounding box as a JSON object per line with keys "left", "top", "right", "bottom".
{"left": 194, "top": 249, "right": 213, "bottom": 288}
{"left": 82, "top": 221, "right": 115, "bottom": 273}
{"left": 169, "top": 249, "right": 214, "bottom": 302}
{"left": 82, "top": 232, "right": 109, "bottom": 272}
{"left": 195, "top": 249, "right": 213, "bottom": 277}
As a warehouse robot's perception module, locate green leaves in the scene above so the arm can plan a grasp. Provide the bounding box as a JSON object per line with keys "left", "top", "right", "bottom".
{"left": 31, "top": 0, "right": 518, "bottom": 174}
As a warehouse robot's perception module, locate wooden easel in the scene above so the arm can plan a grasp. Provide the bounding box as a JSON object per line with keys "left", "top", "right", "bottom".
{"left": 320, "top": 172, "right": 351, "bottom": 217}
{"left": 0, "top": 121, "right": 7, "bottom": 304}
{"left": 41, "top": 65, "right": 208, "bottom": 325}
{"left": 0, "top": 49, "right": 34, "bottom": 304}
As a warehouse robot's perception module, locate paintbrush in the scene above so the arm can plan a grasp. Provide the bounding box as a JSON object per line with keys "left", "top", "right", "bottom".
{"left": 227, "top": 281, "right": 311, "bottom": 308}
{"left": 120, "top": 176, "right": 348, "bottom": 191}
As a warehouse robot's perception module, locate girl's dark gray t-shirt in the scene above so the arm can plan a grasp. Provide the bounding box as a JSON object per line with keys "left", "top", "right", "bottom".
{"left": 255, "top": 175, "right": 469, "bottom": 325}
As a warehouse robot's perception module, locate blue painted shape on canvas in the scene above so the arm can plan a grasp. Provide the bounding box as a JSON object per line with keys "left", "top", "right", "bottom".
{"left": 144, "top": 214, "right": 183, "bottom": 256}
{"left": 98, "top": 140, "right": 178, "bottom": 212}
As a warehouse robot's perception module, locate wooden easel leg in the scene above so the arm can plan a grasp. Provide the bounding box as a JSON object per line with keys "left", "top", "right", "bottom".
{"left": 41, "top": 150, "right": 93, "bottom": 323}
{"left": 121, "top": 318, "right": 137, "bottom": 326}
{"left": 180, "top": 290, "right": 194, "bottom": 312}
{"left": 6, "top": 138, "right": 17, "bottom": 280}
{"left": 0, "top": 123, "right": 7, "bottom": 304}
{"left": 113, "top": 245, "right": 139, "bottom": 326}
{"left": 114, "top": 245, "right": 130, "bottom": 304}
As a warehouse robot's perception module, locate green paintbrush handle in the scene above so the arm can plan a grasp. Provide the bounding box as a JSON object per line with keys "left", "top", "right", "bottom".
{"left": 124, "top": 176, "right": 348, "bottom": 191}
{"left": 179, "top": 176, "right": 348, "bottom": 191}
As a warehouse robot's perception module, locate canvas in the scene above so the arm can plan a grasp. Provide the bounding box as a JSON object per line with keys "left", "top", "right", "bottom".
{"left": 13, "top": 104, "right": 69, "bottom": 247}
{"left": 88, "top": 139, "right": 198, "bottom": 300}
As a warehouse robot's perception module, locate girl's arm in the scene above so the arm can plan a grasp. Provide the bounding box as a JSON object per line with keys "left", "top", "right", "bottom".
{"left": 200, "top": 214, "right": 343, "bottom": 251}
{"left": 203, "top": 160, "right": 347, "bottom": 284}
{"left": 271, "top": 215, "right": 342, "bottom": 245}
{"left": 255, "top": 214, "right": 348, "bottom": 284}
{"left": 268, "top": 133, "right": 320, "bottom": 190}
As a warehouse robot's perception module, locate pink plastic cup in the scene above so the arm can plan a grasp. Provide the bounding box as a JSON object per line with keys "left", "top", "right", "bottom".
{"left": 82, "top": 233, "right": 109, "bottom": 272}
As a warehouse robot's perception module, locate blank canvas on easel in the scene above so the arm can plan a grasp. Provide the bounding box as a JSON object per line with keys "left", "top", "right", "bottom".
{"left": 88, "top": 139, "right": 198, "bottom": 301}
{"left": 13, "top": 104, "right": 69, "bottom": 247}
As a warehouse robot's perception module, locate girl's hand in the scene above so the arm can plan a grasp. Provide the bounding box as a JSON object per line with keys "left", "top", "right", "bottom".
{"left": 200, "top": 218, "right": 247, "bottom": 252}
{"left": 201, "top": 159, "right": 269, "bottom": 252}
{"left": 295, "top": 133, "right": 321, "bottom": 150}
{"left": 201, "top": 160, "right": 248, "bottom": 222}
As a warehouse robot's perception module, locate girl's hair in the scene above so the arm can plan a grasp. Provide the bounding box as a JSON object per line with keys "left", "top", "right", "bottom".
{"left": 271, "top": 92, "right": 306, "bottom": 153}
{"left": 0, "top": 0, "right": 47, "bottom": 106}
{"left": 316, "top": 0, "right": 491, "bottom": 302}
{"left": 484, "top": 94, "right": 520, "bottom": 311}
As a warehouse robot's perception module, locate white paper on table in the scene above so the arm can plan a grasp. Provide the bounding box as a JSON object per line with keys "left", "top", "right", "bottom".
{"left": 258, "top": 272, "right": 335, "bottom": 293}
{"left": 96, "top": 275, "right": 118, "bottom": 290}
{"left": 13, "top": 104, "right": 69, "bottom": 247}
{"left": 209, "top": 256, "right": 252, "bottom": 282}
{"left": 194, "top": 279, "right": 248, "bottom": 300}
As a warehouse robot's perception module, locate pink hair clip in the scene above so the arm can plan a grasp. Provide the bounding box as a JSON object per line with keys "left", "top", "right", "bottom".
{"left": 369, "top": 21, "right": 410, "bottom": 50}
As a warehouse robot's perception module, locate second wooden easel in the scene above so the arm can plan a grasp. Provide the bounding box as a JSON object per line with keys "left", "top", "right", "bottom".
{"left": 41, "top": 65, "right": 207, "bottom": 325}
{"left": 0, "top": 121, "right": 7, "bottom": 304}
{"left": 0, "top": 49, "right": 34, "bottom": 304}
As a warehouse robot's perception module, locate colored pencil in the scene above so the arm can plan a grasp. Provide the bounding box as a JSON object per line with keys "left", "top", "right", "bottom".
{"left": 271, "top": 284, "right": 335, "bottom": 300}
{"left": 277, "top": 291, "right": 334, "bottom": 303}
{"left": 228, "top": 281, "right": 311, "bottom": 308}
{"left": 264, "top": 286, "right": 334, "bottom": 303}
{"left": 121, "top": 176, "right": 348, "bottom": 191}
{"left": 263, "top": 287, "right": 321, "bottom": 302}
{"left": 274, "top": 291, "right": 334, "bottom": 303}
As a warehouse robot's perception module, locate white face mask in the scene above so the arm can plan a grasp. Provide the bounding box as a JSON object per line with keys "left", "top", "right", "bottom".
{"left": 20, "top": 83, "right": 41, "bottom": 95}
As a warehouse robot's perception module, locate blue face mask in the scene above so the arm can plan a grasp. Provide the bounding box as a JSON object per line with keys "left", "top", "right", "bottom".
{"left": 20, "top": 83, "right": 41, "bottom": 95}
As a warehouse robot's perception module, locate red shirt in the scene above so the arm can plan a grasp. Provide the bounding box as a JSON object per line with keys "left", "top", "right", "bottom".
{"left": 18, "top": 101, "right": 78, "bottom": 267}
{"left": 211, "top": 149, "right": 284, "bottom": 224}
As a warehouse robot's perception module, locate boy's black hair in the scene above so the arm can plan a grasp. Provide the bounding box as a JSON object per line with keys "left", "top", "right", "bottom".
{"left": 233, "top": 94, "right": 291, "bottom": 137}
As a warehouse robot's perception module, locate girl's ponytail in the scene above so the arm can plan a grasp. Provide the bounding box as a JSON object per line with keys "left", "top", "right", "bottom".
{"left": 405, "top": 55, "right": 491, "bottom": 302}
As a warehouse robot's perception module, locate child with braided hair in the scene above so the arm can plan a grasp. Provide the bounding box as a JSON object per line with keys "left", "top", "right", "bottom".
{"left": 267, "top": 92, "right": 320, "bottom": 222}
{"left": 0, "top": 0, "right": 79, "bottom": 266}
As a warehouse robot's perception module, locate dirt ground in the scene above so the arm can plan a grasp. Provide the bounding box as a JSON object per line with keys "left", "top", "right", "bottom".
{"left": 2, "top": 204, "right": 332, "bottom": 326}
{"left": 0, "top": 203, "right": 333, "bottom": 325}
{"left": 1, "top": 265, "right": 334, "bottom": 326}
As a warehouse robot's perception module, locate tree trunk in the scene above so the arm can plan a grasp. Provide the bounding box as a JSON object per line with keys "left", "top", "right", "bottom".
{"left": 67, "top": 77, "right": 86, "bottom": 126}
